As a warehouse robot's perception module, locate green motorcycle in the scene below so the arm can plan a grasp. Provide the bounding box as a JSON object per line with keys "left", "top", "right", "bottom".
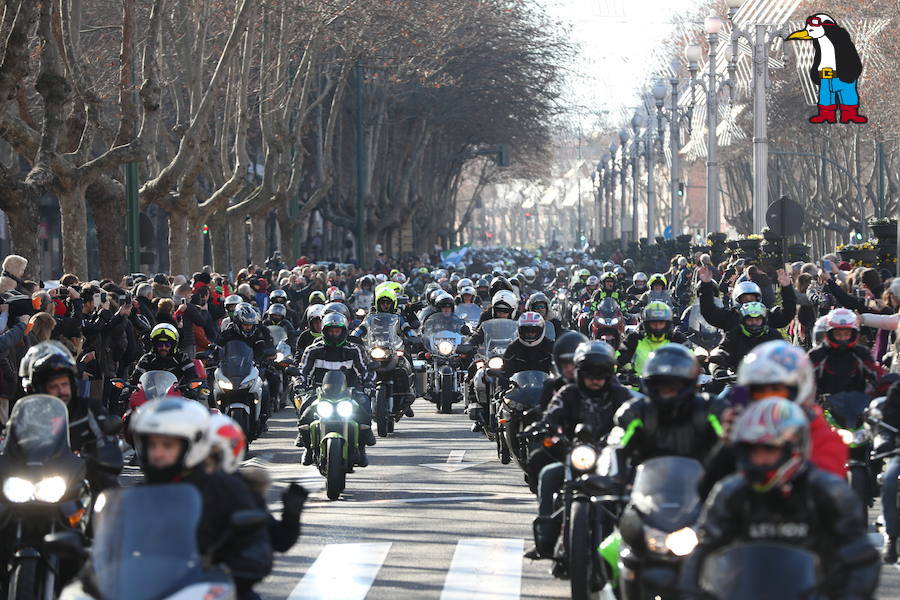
{"left": 309, "top": 371, "right": 361, "bottom": 500}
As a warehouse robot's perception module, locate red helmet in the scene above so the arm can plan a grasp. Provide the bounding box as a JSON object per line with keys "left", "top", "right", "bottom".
{"left": 824, "top": 308, "right": 859, "bottom": 349}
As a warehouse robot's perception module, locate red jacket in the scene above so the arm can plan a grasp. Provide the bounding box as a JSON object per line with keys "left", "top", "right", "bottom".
{"left": 809, "top": 405, "right": 847, "bottom": 478}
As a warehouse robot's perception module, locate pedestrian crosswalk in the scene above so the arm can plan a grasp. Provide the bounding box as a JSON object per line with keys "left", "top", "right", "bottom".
{"left": 283, "top": 538, "right": 526, "bottom": 599}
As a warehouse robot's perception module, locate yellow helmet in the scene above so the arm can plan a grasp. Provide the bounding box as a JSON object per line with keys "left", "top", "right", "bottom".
{"left": 375, "top": 287, "right": 398, "bottom": 312}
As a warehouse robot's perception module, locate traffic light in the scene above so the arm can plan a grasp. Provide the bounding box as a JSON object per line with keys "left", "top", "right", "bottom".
{"left": 202, "top": 224, "right": 209, "bottom": 235}
{"left": 677, "top": 182, "right": 685, "bottom": 197}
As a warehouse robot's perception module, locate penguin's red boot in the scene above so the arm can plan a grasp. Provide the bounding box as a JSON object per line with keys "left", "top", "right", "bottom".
{"left": 809, "top": 104, "right": 837, "bottom": 124}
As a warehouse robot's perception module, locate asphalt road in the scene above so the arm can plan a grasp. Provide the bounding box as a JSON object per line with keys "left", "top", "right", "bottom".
{"left": 168, "top": 399, "right": 900, "bottom": 599}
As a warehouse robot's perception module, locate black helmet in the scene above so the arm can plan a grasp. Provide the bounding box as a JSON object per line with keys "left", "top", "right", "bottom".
{"left": 573, "top": 341, "right": 616, "bottom": 396}
{"left": 232, "top": 303, "right": 260, "bottom": 337}
{"left": 20, "top": 341, "right": 78, "bottom": 394}
{"left": 322, "top": 312, "right": 349, "bottom": 347}
{"left": 640, "top": 344, "right": 699, "bottom": 421}
{"left": 552, "top": 331, "right": 588, "bottom": 378}
{"left": 434, "top": 292, "right": 455, "bottom": 311}
{"left": 489, "top": 276, "right": 512, "bottom": 299}
{"left": 323, "top": 301, "right": 350, "bottom": 320}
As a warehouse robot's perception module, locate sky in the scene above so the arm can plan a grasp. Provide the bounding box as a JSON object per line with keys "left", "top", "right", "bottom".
{"left": 539, "top": 0, "right": 703, "bottom": 133}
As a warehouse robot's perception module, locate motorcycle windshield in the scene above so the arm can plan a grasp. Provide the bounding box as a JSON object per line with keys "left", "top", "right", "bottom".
{"left": 138, "top": 371, "right": 178, "bottom": 402}
{"left": 699, "top": 543, "right": 820, "bottom": 600}
{"left": 4, "top": 395, "right": 71, "bottom": 464}
{"left": 220, "top": 341, "right": 254, "bottom": 379}
{"left": 544, "top": 321, "right": 556, "bottom": 342}
{"left": 91, "top": 485, "right": 202, "bottom": 600}
{"left": 481, "top": 319, "right": 518, "bottom": 357}
{"left": 267, "top": 325, "right": 288, "bottom": 347}
{"left": 647, "top": 291, "right": 674, "bottom": 307}
{"left": 366, "top": 314, "right": 402, "bottom": 349}
{"left": 510, "top": 370, "right": 548, "bottom": 389}
{"left": 630, "top": 456, "right": 703, "bottom": 530}
{"left": 823, "top": 392, "right": 870, "bottom": 429}
{"left": 454, "top": 304, "right": 482, "bottom": 327}
{"left": 597, "top": 297, "right": 622, "bottom": 318}
{"left": 423, "top": 315, "right": 466, "bottom": 353}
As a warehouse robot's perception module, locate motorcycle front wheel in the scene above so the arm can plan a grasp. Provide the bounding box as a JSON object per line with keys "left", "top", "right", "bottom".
{"left": 375, "top": 386, "right": 389, "bottom": 438}
{"left": 9, "top": 556, "right": 41, "bottom": 600}
{"left": 325, "top": 437, "right": 346, "bottom": 501}
{"left": 568, "top": 499, "right": 594, "bottom": 600}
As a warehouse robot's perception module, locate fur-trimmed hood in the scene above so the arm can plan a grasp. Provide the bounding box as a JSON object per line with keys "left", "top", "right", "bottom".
{"left": 0, "top": 255, "right": 27, "bottom": 293}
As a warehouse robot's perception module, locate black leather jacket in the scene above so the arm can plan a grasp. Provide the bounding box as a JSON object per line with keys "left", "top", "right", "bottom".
{"left": 542, "top": 381, "right": 634, "bottom": 441}
{"left": 501, "top": 338, "right": 554, "bottom": 378}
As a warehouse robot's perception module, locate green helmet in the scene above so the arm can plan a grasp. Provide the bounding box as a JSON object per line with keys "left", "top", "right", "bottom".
{"left": 642, "top": 301, "right": 673, "bottom": 341}
{"left": 739, "top": 301, "right": 768, "bottom": 337}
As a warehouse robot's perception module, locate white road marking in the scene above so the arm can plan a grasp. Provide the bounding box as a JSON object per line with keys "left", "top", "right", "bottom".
{"left": 441, "top": 538, "right": 523, "bottom": 600}
{"left": 348, "top": 493, "right": 530, "bottom": 505}
{"left": 241, "top": 454, "right": 325, "bottom": 494}
{"left": 421, "top": 449, "right": 484, "bottom": 472}
{"left": 287, "top": 542, "right": 392, "bottom": 600}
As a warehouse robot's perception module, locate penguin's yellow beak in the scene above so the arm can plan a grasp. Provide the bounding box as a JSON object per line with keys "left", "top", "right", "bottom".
{"left": 787, "top": 29, "right": 813, "bottom": 40}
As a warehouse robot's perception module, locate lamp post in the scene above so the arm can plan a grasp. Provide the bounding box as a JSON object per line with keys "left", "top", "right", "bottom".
{"left": 653, "top": 61, "right": 694, "bottom": 239}
{"left": 630, "top": 113, "right": 643, "bottom": 242}
{"left": 618, "top": 129, "right": 629, "bottom": 242}
{"left": 705, "top": 13, "right": 724, "bottom": 234}
{"left": 719, "top": 0, "right": 789, "bottom": 233}
{"left": 608, "top": 141, "right": 618, "bottom": 240}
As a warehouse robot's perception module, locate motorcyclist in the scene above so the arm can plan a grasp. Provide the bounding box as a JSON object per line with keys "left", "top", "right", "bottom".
{"left": 626, "top": 272, "right": 648, "bottom": 298}
{"left": 611, "top": 344, "right": 722, "bottom": 468}
{"left": 501, "top": 312, "right": 554, "bottom": 378}
{"left": 475, "top": 278, "right": 491, "bottom": 303}
{"left": 808, "top": 308, "right": 883, "bottom": 396}
{"left": 269, "top": 289, "right": 301, "bottom": 329}
{"left": 636, "top": 273, "right": 673, "bottom": 309}
{"left": 569, "top": 268, "right": 590, "bottom": 295}
{"left": 617, "top": 301, "right": 689, "bottom": 375}
{"left": 679, "top": 398, "right": 879, "bottom": 600}
{"left": 525, "top": 340, "right": 634, "bottom": 559}
{"left": 709, "top": 302, "right": 784, "bottom": 379}
{"left": 294, "top": 304, "right": 325, "bottom": 358}
{"left": 699, "top": 340, "right": 848, "bottom": 499}
{"left": 589, "top": 272, "right": 625, "bottom": 310}
{"left": 468, "top": 290, "right": 518, "bottom": 346}
{"left": 349, "top": 275, "right": 376, "bottom": 312}
{"left": 538, "top": 331, "right": 588, "bottom": 411}
{"left": 525, "top": 292, "right": 563, "bottom": 338}
{"left": 296, "top": 312, "right": 375, "bottom": 466}
{"left": 128, "top": 323, "right": 199, "bottom": 386}
{"left": 218, "top": 304, "right": 278, "bottom": 428}
{"left": 696, "top": 265, "right": 797, "bottom": 330}
{"left": 457, "top": 285, "right": 480, "bottom": 307}
{"left": 131, "top": 397, "right": 272, "bottom": 600}
{"left": 580, "top": 275, "right": 600, "bottom": 304}
{"left": 18, "top": 341, "right": 123, "bottom": 492}
{"left": 422, "top": 291, "right": 456, "bottom": 327}
{"left": 263, "top": 302, "right": 298, "bottom": 348}
{"left": 220, "top": 294, "right": 243, "bottom": 329}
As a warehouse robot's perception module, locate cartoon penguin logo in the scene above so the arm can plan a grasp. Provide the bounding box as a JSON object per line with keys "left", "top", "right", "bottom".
{"left": 787, "top": 13, "right": 867, "bottom": 124}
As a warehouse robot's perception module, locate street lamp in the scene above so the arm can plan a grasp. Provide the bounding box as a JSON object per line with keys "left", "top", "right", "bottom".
{"left": 720, "top": 0, "right": 790, "bottom": 234}
{"left": 618, "top": 129, "right": 629, "bottom": 242}
{"left": 687, "top": 17, "right": 731, "bottom": 235}
{"left": 630, "top": 113, "right": 644, "bottom": 241}
{"left": 654, "top": 61, "right": 694, "bottom": 240}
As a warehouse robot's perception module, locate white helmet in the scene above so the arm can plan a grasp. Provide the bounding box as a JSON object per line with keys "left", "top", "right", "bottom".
{"left": 224, "top": 294, "right": 242, "bottom": 309}
{"left": 306, "top": 303, "right": 326, "bottom": 321}
{"left": 131, "top": 397, "right": 211, "bottom": 480}
{"left": 632, "top": 272, "right": 648, "bottom": 285}
{"left": 375, "top": 273, "right": 388, "bottom": 283}
{"left": 458, "top": 286, "right": 476, "bottom": 298}
{"left": 520, "top": 267, "right": 536, "bottom": 284}
{"left": 736, "top": 340, "right": 816, "bottom": 409}
{"left": 586, "top": 275, "right": 599, "bottom": 286}
{"left": 491, "top": 290, "right": 518, "bottom": 312}
{"left": 208, "top": 413, "right": 247, "bottom": 474}
{"left": 731, "top": 280, "right": 762, "bottom": 305}
{"left": 517, "top": 311, "right": 545, "bottom": 347}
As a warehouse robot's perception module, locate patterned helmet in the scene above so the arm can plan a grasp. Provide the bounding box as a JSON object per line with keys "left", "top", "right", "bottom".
{"left": 732, "top": 398, "right": 810, "bottom": 492}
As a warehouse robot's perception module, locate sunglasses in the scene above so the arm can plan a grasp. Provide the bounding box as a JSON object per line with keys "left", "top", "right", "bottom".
{"left": 805, "top": 16, "right": 833, "bottom": 27}
{"left": 155, "top": 340, "right": 174, "bottom": 347}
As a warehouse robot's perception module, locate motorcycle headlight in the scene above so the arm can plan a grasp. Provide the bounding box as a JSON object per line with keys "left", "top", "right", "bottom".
{"left": 336, "top": 400, "right": 354, "bottom": 419}
{"left": 438, "top": 341, "right": 454, "bottom": 356}
{"left": 665, "top": 527, "right": 698, "bottom": 557}
{"left": 837, "top": 428, "right": 855, "bottom": 445}
{"left": 570, "top": 445, "right": 598, "bottom": 471}
{"left": 370, "top": 347, "right": 388, "bottom": 360}
{"left": 217, "top": 375, "right": 234, "bottom": 391}
{"left": 34, "top": 476, "right": 66, "bottom": 503}
{"left": 488, "top": 357, "right": 504, "bottom": 370}
{"left": 3, "top": 477, "right": 34, "bottom": 503}
{"left": 316, "top": 402, "right": 335, "bottom": 418}
{"left": 356, "top": 309, "right": 366, "bottom": 317}
{"left": 557, "top": 292, "right": 567, "bottom": 300}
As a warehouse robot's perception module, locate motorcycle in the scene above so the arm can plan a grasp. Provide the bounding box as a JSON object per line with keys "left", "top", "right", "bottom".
{"left": 821, "top": 391, "right": 875, "bottom": 517}
{"left": 454, "top": 304, "right": 482, "bottom": 333}
{"left": 209, "top": 341, "right": 264, "bottom": 444}
{"left": 0, "top": 395, "right": 93, "bottom": 600}
{"left": 112, "top": 371, "right": 204, "bottom": 445}
{"left": 550, "top": 289, "right": 571, "bottom": 328}
{"left": 497, "top": 370, "right": 548, "bottom": 470}
{"left": 59, "top": 484, "right": 266, "bottom": 600}
{"left": 698, "top": 542, "right": 822, "bottom": 600}
{"left": 590, "top": 297, "right": 626, "bottom": 347}
{"left": 618, "top": 456, "right": 704, "bottom": 599}
{"left": 307, "top": 372, "right": 362, "bottom": 501}
{"left": 267, "top": 325, "right": 297, "bottom": 410}
{"left": 422, "top": 314, "right": 472, "bottom": 414}
{"left": 363, "top": 313, "right": 412, "bottom": 437}
{"left": 471, "top": 319, "right": 518, "bottom": 442}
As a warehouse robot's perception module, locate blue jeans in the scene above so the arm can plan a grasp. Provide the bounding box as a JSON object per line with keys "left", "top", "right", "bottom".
{"left": 818, "top": 77, "right": 859, "bottom": 106}
{"left": 882, "top": 456, "right": 900, "bottom": 538}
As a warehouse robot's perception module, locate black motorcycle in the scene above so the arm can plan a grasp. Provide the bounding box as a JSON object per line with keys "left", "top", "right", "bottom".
{"left": 821, "top": 391, "right": 874, "bottom": 517}
{"left": 497, "top": 370, "right": 548, "bottom": 471}
{"left": 618, "top": 456, "right": 704, "bottom": 599}
{"left": 364, "top": 314, "right": 413, "bottom": 437}
{"left": 0, "top": 395, "right": 93, "bottom": 600}
{"left": 699, "top": 542, "right": 822, "bottom": 599}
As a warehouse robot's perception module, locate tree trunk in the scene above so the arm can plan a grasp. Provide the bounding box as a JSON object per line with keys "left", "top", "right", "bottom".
{"left": 59, "top": 185, "right": 88, "bottom": 276}
{"left": 5, "top": 200, "right": 41, "bottom": 279}
{"left": 207, "top": 211, "right": 229, "bottom": 273}
{"left": 86, "top": 178, "right": 126, "bottom": 279}
{"left": 167, "top": 208, "right": 190, "bottom": 276}
{"left": 251, "top": 210, "right": 267, "bottom": 267}
{"left": 186, "top": 210, "right": 204, "bottom": 273}
{"left": 275, "top": 207, "right": 294, "bottom": 265}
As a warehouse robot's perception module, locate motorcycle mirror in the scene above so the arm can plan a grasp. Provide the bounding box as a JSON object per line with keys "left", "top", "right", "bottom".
{"left": 230, "top": 509, "right": 268, "bottom": 531}
{"left": 43, "top": 531, "right": 87, "bottom": 559}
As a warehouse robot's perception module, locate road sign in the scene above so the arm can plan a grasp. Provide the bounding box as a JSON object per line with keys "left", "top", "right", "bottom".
{"left": 765, "top": 196, "right": 805, "bottom": 237}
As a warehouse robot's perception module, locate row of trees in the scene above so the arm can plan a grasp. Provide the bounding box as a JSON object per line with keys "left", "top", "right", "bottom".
{"left": 0, "top": 0, "right": 567, "bottom": 278}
